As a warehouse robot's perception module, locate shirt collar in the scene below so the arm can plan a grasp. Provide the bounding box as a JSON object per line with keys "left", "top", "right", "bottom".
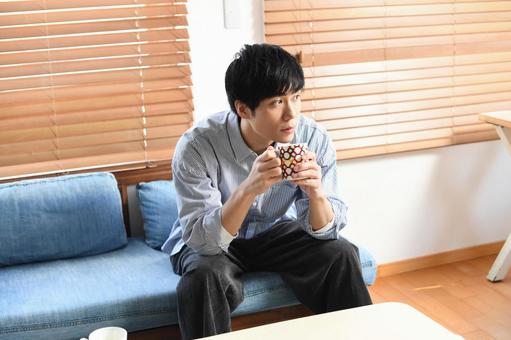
{"left": 227, "top": 111, "right": 256, "bottom": 162}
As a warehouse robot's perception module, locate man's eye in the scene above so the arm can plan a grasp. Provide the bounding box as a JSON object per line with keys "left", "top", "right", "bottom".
{"left": 294, "top": 94, "right": 301, "bottom": 100}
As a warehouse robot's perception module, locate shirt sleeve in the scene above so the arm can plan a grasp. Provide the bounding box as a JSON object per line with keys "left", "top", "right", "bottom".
{"left": 295, "top": 133, "right": 348, "bottom": 240}
{"left": 172, "top": 139, "right": 235, "bottom": 255}
{"left": 311, "top": 215, "right": 335, "bottom": 235}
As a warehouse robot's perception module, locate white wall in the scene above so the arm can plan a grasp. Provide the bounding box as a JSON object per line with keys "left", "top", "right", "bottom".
{"left": 339, "top": 141, "right": 511, "bottom": 264}
{"left": 187, "top": 0, "right": 264, "bottom": 116}
{"left": 187, "top": 0, "right": 511, "bottom": 264}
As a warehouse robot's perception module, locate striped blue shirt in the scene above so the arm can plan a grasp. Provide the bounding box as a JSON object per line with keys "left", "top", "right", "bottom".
{"left": 161, "top": 110, "right": 348, "bottom": 256}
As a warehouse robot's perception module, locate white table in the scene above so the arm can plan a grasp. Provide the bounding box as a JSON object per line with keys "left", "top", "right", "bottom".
{"left": 479, "top": 111, "right": 511, "bottom": 282}
{"left": 199, "top": 302, "right": 463, "bottom": 340}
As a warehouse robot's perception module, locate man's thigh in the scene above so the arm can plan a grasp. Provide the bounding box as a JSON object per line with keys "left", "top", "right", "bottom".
{"left": 171, "top": 245, "right": 248, "bottom": 277}
{"left": 234, "top": 221, "right": 359, "bottom": 274}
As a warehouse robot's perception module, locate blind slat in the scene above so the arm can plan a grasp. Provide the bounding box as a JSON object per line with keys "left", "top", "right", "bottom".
{"left": 266, "top": 12, "right": 511, "bottom": 36}
{"left": 0, "top": 53, "right": 191, "bottom": 79}
{"left": 266, "top": 3, "right": 511, "bottom": 23}
{"left": 0, "top": 0, "right": 185, "bottom": 12}
{"left": 268, "top": 22, "right": 511, "bottom": 47}
{"left": 0, "top": 4, "right": 187, "bottom": 26}
{"left": 0, "top": 77, "right": 192, "bottom": 107}
{"left": 0, "top": 65, "right": 191, "bottom": 91}
{"left": 303, "top": 79, "right": 511, "bottom": 103}
{"left": 0, "top": 28, "right": 190, "bottom": 53}
{"left": 0, "top": 41, "right": 190, "bottom": 65}
{"left": 1, "top": 15, "right": 188, "bottom": 39}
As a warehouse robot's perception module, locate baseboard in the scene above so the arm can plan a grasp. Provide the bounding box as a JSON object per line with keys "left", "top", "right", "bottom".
{"left": 377, "top": 240, "right": 504, "bottom": 277}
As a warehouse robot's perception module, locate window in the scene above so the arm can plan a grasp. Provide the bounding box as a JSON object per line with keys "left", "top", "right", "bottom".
{"left": 264, "top": 0, "right": 507, "bottom": 159}
{"left": 0, "top": 0, "right": 192, "bottom": 180}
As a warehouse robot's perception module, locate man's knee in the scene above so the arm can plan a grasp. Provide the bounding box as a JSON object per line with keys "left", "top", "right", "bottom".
{"left": 319, "top": 238, "right": 360, "bottom": 267}
{"left": 177, "top": 255, "right": 243, "bottom": 300}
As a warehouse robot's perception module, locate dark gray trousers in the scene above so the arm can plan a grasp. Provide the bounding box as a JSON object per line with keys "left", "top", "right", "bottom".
{"left": 170, "top": 221, "right": 372, "bottom": 340}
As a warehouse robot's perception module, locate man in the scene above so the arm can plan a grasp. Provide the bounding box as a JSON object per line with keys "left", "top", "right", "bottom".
{"left": 162, "top": 43, "right": 372, "bottom": 340}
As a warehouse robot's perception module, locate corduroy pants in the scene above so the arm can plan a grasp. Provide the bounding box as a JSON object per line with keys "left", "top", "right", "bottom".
{"left": 170, "top": 221, "right": 372, "bottom": 340}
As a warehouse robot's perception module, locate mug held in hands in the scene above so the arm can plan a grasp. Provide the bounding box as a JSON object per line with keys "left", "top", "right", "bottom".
{"left": 277, "top": 143, "right": 307, "bottom": 180}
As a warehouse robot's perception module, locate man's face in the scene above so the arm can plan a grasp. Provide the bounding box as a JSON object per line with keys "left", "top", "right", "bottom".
{"left": 239, "top": 91, "right": 302, "bottom": 153}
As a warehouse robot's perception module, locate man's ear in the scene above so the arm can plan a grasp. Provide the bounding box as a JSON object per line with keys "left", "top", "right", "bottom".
{"left": 235, "top": 100, "right": 253, "bottom": 119}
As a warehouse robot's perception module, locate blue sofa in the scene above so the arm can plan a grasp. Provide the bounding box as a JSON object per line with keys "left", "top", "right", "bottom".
{"left": 0, "top": 172, "right": 377, "bottom": 340}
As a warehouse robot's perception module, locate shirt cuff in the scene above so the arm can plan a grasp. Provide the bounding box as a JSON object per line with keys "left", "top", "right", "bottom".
{"left": 219, "top": 225, "right": 237, "bottom": 252}
{"left": 311, "top": 216, "right": 335, "bottom": 235}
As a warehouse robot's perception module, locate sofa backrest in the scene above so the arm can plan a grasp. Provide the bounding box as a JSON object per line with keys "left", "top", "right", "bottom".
{"left": 0, "top": 172, "right": 127, "bottom": 267}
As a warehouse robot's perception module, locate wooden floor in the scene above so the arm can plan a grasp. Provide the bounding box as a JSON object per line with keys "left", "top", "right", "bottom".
{"left": 369, "top": 255, "right": 511, "bottom": 340}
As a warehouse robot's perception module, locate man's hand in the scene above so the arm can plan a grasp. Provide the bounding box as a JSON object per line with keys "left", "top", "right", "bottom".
{"left": 242, "top": 146, "right": 282, "bottom": 196}
{"left": 290, "top": 150, "right": 324, "bottom": 199}
{"left": 291, "top": 150, "right": 334, "bottom": 230}
{"left": 222, "top": 146, "right": 281, "bottom": 236}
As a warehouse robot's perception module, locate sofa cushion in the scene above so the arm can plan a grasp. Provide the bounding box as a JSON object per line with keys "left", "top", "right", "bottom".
{"left": 0, "top": 238, "right": 177, "bottom": 340}
{"left": 137, "top": 180, "right": 178, "bottom": 249}
{"left": 0, "top": 172, "right": 127, "bottom": 267}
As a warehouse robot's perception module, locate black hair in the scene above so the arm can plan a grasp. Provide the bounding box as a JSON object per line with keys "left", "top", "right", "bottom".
{"left": 225, "top": 43, "right": 305, "bottom": 115}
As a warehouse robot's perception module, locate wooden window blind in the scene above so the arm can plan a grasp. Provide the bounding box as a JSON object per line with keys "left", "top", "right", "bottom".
{"left": 0, "top": 0, "right": 193, "bottom": 180}
{"left": 264, "top": 0, "right": 506, "bottom": 160}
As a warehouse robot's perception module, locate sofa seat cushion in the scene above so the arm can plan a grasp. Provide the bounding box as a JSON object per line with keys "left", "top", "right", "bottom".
{"left": 0, "top": 238, "right": 177, "bottom": 340}
{"left": 0, "top": 238, "right": 298, "bottom": 340}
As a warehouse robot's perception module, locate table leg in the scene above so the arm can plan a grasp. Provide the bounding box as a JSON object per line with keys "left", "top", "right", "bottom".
{"left": 487, "top": 233, "right": 511, "bottom": 282}
{"left": 486, "top": 125, "right": 511, "bottom": 282}
{"left": 496, "top": 126, "right": 511, "bottom": 154}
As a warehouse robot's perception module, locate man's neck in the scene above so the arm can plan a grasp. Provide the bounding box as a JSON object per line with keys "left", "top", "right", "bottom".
{"left": 239, "top": 118, "right": 273, "bottom": 155}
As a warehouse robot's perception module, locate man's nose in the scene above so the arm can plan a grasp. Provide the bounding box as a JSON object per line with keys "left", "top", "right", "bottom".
{"left": 283, "top": 102, "right": 298, "bottom": 120}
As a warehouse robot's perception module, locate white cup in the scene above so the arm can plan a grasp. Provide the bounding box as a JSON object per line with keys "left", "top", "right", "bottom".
{"left": 80, "top": 327, "right": 127, "bottom": 340}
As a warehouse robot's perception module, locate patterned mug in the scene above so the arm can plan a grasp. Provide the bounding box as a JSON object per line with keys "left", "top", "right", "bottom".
{"left": 276, "top": 143, "right": 307, "bottom": 180}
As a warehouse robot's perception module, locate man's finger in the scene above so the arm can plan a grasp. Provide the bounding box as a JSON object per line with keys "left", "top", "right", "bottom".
{"left": 294, "top": 161, "right": 319, "bottom": 172}
{"left": 259, "top": 146, "right": 277, "bottom": 161}
{"left": 293, "top": 170, "right": 318, "bottom": 180}
{"left": 304, "top": 150, "right": 316, "bottom": 162}
{"left": 261, "top": 157, "right": 280, "bottom": 168}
